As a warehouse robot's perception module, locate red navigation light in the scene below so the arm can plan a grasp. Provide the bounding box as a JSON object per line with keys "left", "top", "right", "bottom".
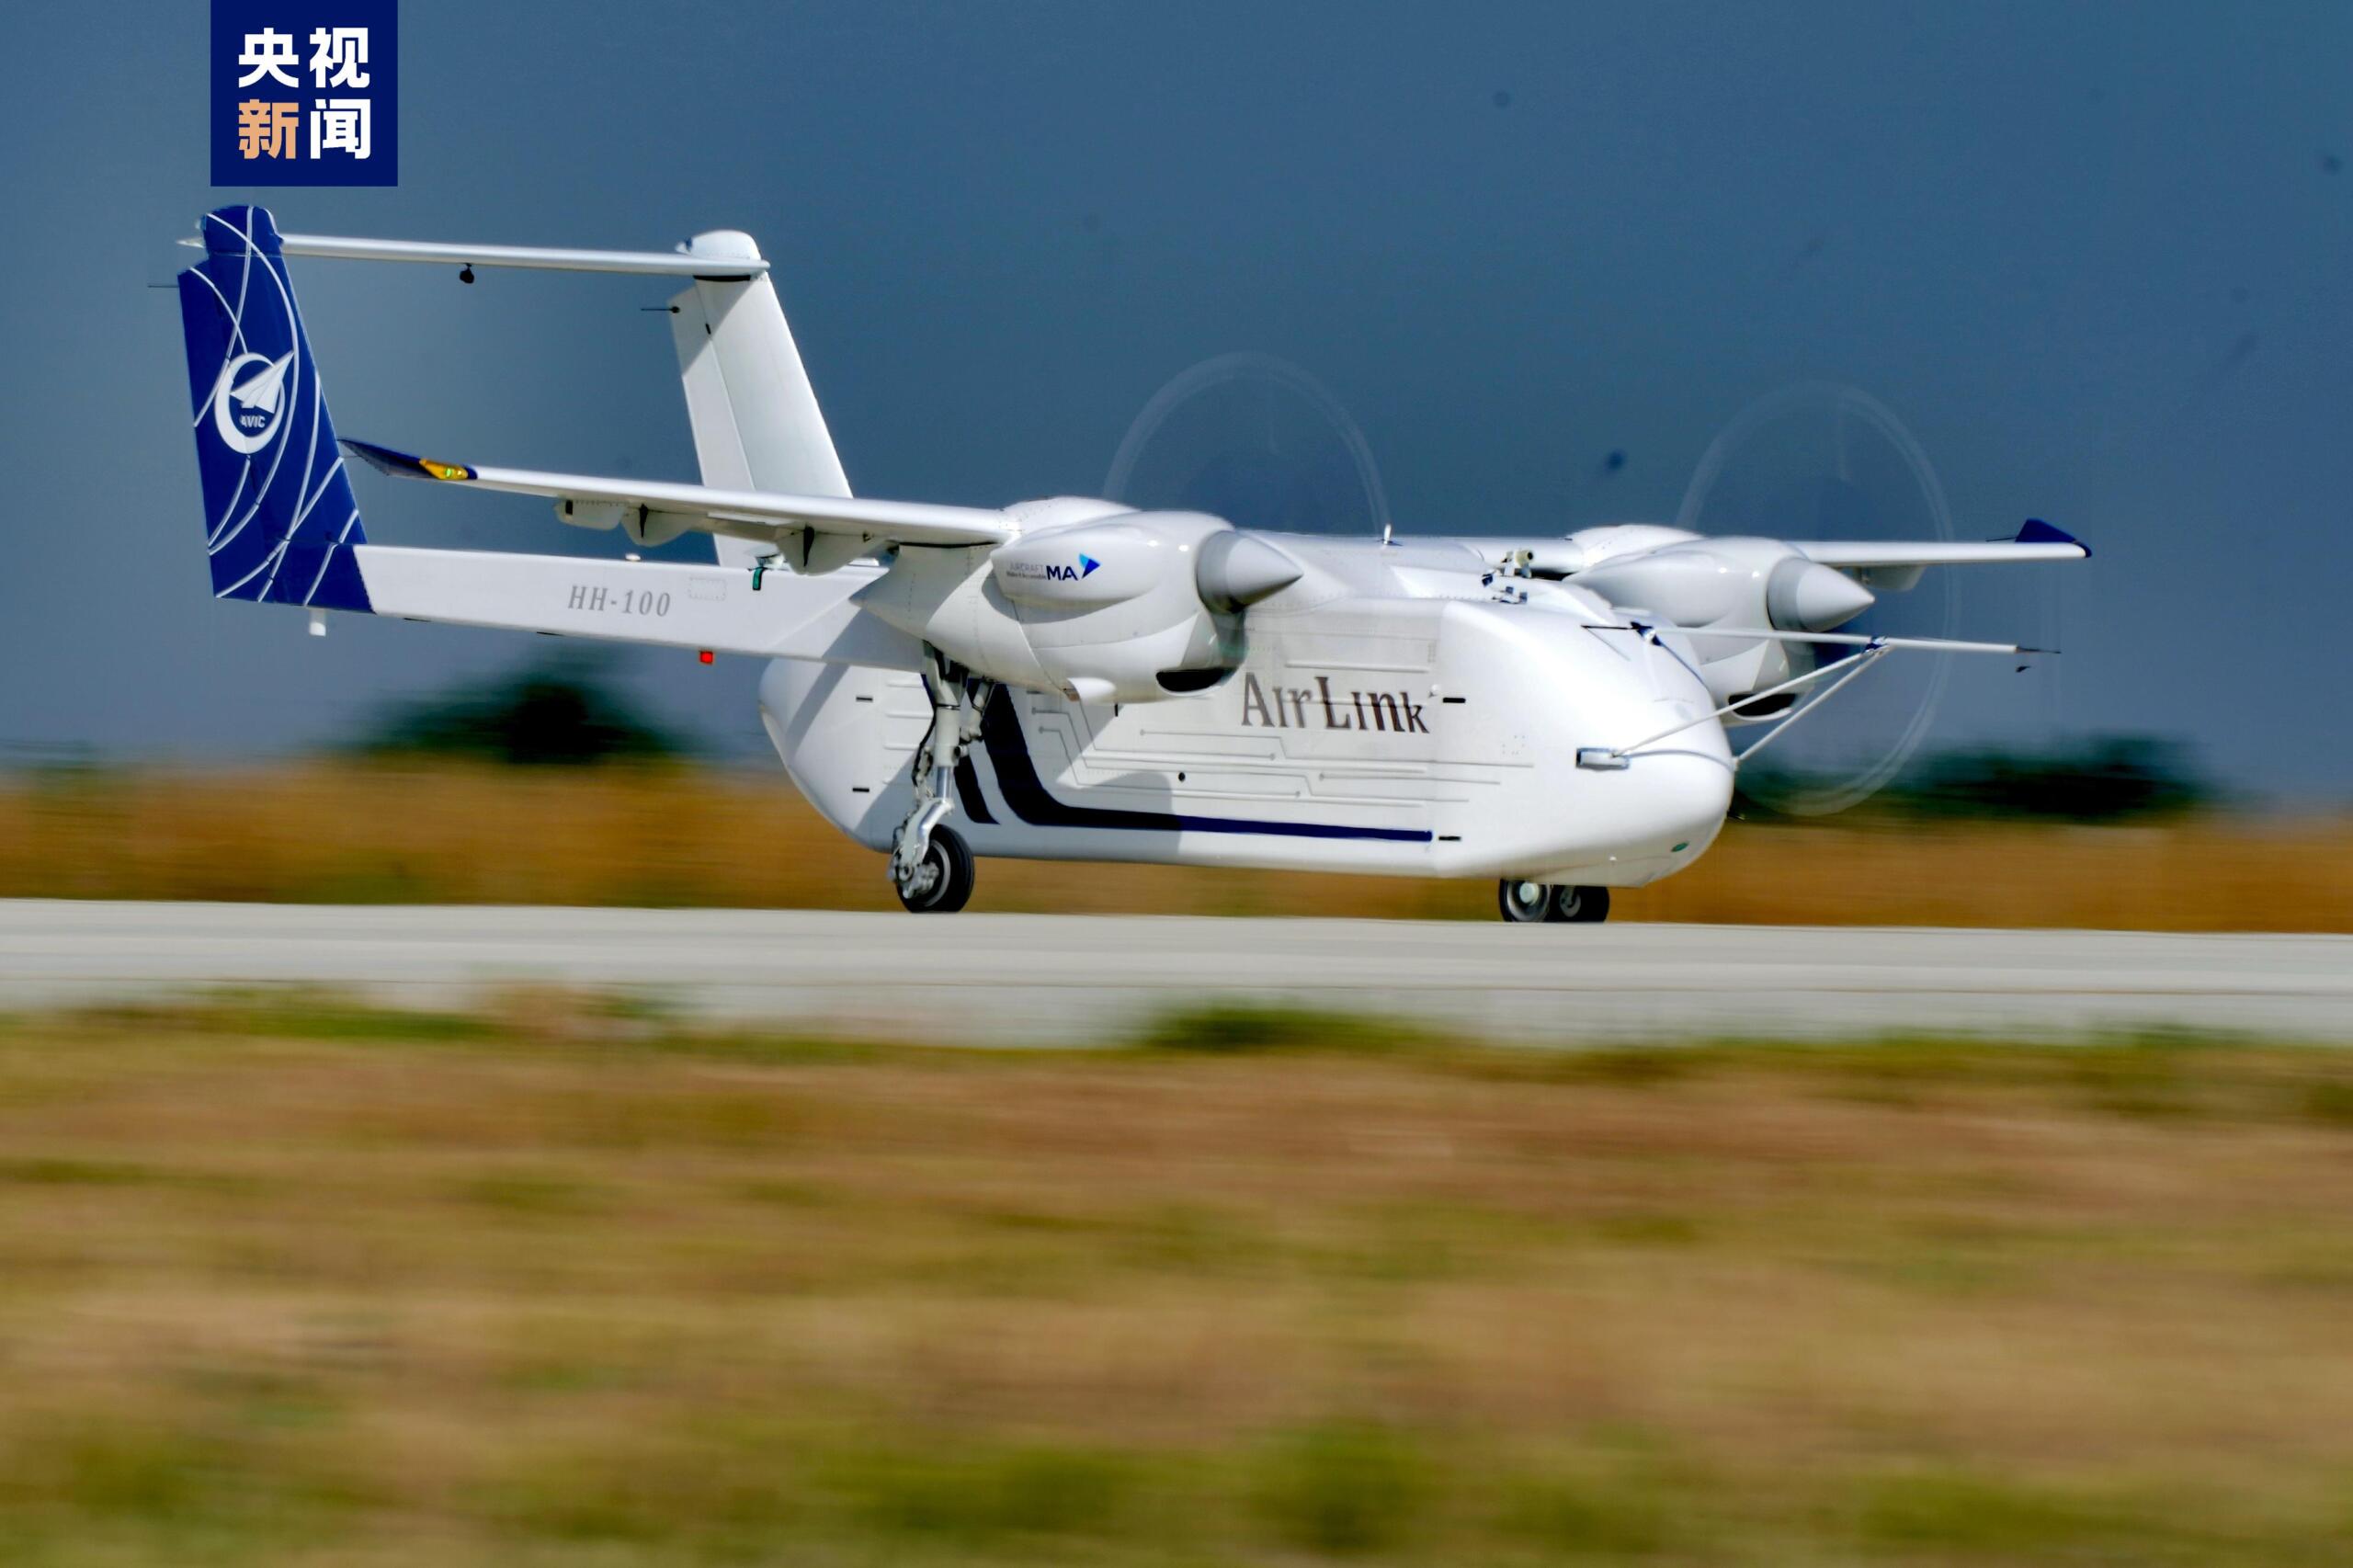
{"left": 698, "top": 650, "right": 714, "bottom": 665}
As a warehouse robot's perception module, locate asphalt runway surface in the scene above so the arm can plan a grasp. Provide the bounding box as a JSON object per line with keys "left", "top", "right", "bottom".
{"left": 1, "top": 900, "right": 2346, "bottom": 1043}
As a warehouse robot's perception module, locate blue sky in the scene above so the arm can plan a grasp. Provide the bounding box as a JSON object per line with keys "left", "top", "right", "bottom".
{"left": 2, "top": 1, "right": 2347, "bottom": 797}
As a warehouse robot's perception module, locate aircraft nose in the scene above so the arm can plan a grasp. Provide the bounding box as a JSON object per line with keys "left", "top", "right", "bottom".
{"left": 1536, "top": 626, "right": 1735, "bottom": 874}
{"left": 1625, "top": 748, "right": 1735, "bottom": 845}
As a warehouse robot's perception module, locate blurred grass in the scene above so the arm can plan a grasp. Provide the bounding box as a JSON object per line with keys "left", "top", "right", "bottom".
{"left": 2, "top": 761, "right": 2349, "bottom": 926}
{"left": 5, "top": 994, "right": 2353, "bottom": 1562}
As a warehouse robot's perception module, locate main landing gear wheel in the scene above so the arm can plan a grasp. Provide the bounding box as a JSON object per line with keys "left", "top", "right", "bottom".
{"left": 1497, "top": 880, "right": 1552, "bottom": 923}
{"left": 895, "top": 824, "right": 974, "bottom": 915}
{"left": 1495, "top": 881, "right": 1611, "bottom": 924}
{"left": 887, "top": 647, "right": 988, "bottom": 915}
{"left": 1550, "top": 884, "right": 1609, "bottom": 924}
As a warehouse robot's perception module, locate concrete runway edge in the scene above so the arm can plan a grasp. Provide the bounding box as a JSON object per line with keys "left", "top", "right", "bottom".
{"left": 2, "top": 900, "right": 2347, "bottom": 1045}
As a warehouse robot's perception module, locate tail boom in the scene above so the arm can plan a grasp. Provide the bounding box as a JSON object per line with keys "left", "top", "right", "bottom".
{"left": 351, "top": 546, "right": 919, "bottom": 668}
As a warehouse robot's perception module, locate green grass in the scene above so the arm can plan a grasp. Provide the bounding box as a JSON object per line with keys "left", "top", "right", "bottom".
{"left": 5, "top": 994, "right": 2353, "bottom": 1564}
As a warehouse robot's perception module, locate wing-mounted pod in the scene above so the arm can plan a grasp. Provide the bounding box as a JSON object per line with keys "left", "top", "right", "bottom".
{"left": 1574, "top": 383, "right": 2087, "bottom": 816}
{"left": 861, "top": 509, "right": 1302, "bottom": 704}
{"left": 1574, "top": 536, "right": 1875, "bottom": 712}
{"left": 993, "top": 511, "right": 1301, "bottom": 701}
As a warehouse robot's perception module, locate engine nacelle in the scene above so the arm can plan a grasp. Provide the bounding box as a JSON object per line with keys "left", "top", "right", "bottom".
{"left": 863, "top": 508, "right": 1302, "bottom": 703}
{"left": 1574, "top": 537, "right": 1875, "bottom": 717}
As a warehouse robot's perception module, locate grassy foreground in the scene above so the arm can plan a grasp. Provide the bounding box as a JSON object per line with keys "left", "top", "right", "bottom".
{"left": 4, "top": 762, "right": 2351, "bottom": 927}
{"left": 4, "top": 997, "right": 2353, "bottom": 1564}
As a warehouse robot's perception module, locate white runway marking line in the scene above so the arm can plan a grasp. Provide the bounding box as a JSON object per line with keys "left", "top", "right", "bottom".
{"left": 0, "top": 902, "right": 2347, "bottom": 1044}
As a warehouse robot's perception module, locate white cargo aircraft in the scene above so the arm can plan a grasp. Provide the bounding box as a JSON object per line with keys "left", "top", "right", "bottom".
{"left": 176, "top": 205, "right": 2088, "bottom": 921}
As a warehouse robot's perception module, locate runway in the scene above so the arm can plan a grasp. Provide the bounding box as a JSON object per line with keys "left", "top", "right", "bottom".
{"left": 1, "top": 900, "right": 2346, "bottom": 1044}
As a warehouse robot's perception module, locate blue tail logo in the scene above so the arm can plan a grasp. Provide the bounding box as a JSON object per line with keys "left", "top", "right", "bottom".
{"left": 214, "top": 350, "right": 294, "bottom": 452}
{"left": 176, "top": 205, "right": 372, "bottom": 611}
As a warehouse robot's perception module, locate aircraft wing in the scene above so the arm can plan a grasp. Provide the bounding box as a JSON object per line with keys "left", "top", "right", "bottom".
{"left": 1790, "top": 519, "right": 2090, "bottom": 567}
{"left": 341, "top": 439, "right": 1012, "bottom": 549}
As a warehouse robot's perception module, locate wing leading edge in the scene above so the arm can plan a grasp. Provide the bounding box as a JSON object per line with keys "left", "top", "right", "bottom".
{"left": 341, "top": 439, "right": 1012, "bottom": 550}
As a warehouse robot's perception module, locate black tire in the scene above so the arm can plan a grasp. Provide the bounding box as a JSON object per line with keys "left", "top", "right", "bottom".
{"left": 1550, "top": 884, "right": 1610, "bottom": 924}
{"left": 1497, "top": 879, "right": 1552, "bottom": 923}
{"left": 896, "top": 825, "right": 975, "bottom": 914}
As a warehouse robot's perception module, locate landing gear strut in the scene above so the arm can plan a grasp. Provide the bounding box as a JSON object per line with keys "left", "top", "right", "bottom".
{"left": 889, "top": 650, "right": 987, "bottom": 915}
{"left": 1496, "top": 881, "right": 1610, "bottom": 924}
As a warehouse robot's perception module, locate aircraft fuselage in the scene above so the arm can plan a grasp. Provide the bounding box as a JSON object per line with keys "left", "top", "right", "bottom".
{"left": 762, "top": 537, "right": 1733, "bottom": 885}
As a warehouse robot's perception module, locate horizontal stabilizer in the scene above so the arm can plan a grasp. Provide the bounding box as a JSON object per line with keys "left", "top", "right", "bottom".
{"left": 342, "top": 440, "right": 1012, "bottom": 549}
{"left": 179, "top": 230, "right": 768, "bottom": 278}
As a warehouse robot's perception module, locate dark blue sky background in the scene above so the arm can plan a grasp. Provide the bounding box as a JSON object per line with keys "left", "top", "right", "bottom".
{"left": 2, "top": 1, "right": 2347, "bottom": 797}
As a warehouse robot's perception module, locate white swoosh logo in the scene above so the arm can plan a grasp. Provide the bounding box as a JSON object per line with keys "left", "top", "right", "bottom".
{"left": 212, "top": 350, "right": 292, "bottom": 455}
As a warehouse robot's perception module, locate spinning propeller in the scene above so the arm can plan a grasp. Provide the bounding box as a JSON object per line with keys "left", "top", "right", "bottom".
{"left": 1106, "top": 353, "right": 1389, "bottom": 536}
{"left": 1675, "top": 383, "right": 1958, "bottom": 815}
{"left": 1101, "top": 359, "right": 2027, "bottom": 814}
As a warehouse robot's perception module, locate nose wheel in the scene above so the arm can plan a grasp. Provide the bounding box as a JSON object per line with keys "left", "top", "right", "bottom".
{"left": 1496, "top": 881, "right": 1610, "bottom": 924}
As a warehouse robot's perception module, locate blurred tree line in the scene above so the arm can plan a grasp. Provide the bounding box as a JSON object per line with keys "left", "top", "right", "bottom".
{"left": 350, "top": 660, "right": 687, "bottom": 767}
{"left": 1742, "top": 737, "right": 2212, "bottom": 823}
{"left": 1882, "top": 737, "right": 2211, "bottom": 821}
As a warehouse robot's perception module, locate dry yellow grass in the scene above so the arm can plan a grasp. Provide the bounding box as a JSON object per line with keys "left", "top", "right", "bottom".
{"left": 2, "top": 762, "right": 2347, "bottom": 928}
{"left": 4, "top": 996, "right": 2353, "bottom": 1564}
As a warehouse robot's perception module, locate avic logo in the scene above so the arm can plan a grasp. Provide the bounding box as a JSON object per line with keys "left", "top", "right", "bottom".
{"left": 210, "top": 1, "right": 398, "bottom": 187}
{"left": 211, "top": 349, "right": 294, "bottom": 454}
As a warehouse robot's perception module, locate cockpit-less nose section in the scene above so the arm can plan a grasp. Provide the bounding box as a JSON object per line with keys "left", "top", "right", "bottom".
{"left": 174, "top": 206, "right": 2088, "bottom": 921}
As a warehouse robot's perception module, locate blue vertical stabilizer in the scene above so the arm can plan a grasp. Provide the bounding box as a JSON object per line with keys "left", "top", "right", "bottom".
{"left": 176, "top": 205, "right": 371, "bottom": 610}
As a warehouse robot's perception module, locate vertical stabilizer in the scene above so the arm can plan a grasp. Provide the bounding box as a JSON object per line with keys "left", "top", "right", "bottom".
{"left": 176, "top": 205, "right": 371, "bottom": 611}
{"left": 669, "top": 232, "right": 849, "bottom": 568}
